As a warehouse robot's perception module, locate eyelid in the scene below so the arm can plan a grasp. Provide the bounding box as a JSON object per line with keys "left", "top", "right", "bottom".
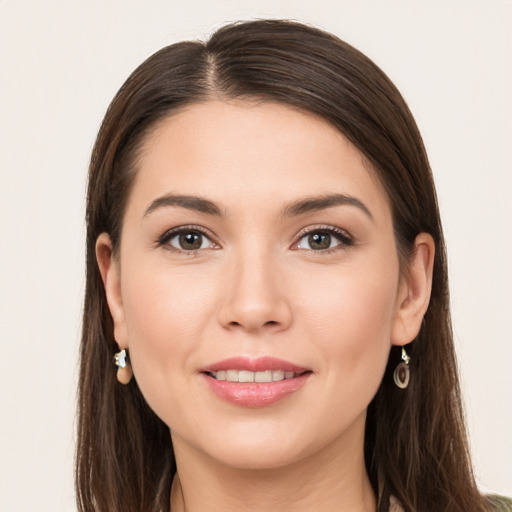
{"left": 156, "top": 224, "right": 220, "bottom": 252}
{"left": 291, "top": 224, "right": 354, "bottom": 251}
{"left": 155, "top": 223, "right": 353, "bottom": 253}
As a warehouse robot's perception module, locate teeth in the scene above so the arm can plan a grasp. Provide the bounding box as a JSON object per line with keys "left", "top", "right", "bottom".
{"left": 225, "top": 370, "right": 238, "bottom": 381}
{"left": 239, "top": 370, "right": 254, "bottom": 383}
{"left": 254, "top": 370, "right": 272, "bottom": 382}
{"left": 211, "top": 369, "right": 298, "bottom": 382}
{"left": 272, "top": 370, "right": 284, "bottom": 381}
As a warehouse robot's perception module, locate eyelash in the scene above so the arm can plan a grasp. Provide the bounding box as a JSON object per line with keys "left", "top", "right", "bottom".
{"left": 156, "top": 224, "right": 354, "bottom": 255}
{"left": 156, "top": 225, "right": 217, "bottom": 255}
{"left": 293, "top": 225, "right": 354, "bottom": 253}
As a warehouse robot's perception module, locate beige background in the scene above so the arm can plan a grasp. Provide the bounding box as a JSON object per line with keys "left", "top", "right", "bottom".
{"left": 0, "top": 1, "right": 511, "bottom": 510}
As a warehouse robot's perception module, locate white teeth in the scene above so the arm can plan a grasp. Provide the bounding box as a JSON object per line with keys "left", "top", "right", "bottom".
{"left": 225, "top": 370, "right": 238, "bottom": 382}
{"left": 255, "top": 370, "right": 272, "bottom": 383}
{"left": 211, "top": 369, "right": 298, "bottom": 382}
{"left": 238, "top": 370, "right": 254, "bottom": 383}
{"left": 271, "top": 370, "right": 284, "bottom": 381}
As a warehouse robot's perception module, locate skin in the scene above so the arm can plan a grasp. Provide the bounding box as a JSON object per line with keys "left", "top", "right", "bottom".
{"left": 97, "top": 100, "right": 434, "bottom": 512}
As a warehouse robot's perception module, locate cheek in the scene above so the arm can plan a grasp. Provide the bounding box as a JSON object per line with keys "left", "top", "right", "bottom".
{"left": 298, "top": 258, "right": 399, "bottom": 389}
{"left": 122, "top": 258, "right": 215, "bottom": 343}
{"left": 119, "top": 262, "right": 216, "bottom": 413}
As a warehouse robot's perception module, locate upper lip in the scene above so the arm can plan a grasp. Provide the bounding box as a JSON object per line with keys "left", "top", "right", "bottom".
{"left": 201, "top": 356, "right": 309, "bottom": 374}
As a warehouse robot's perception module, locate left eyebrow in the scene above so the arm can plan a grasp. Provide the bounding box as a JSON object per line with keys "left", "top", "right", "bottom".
{"left": 281, "top": 193, "right": 374, "bottom": 222}
{"left": 143, "top": 193, "right": 225, "bottom": 218}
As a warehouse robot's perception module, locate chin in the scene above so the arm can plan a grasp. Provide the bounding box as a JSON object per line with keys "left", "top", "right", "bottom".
{"left": 205, "top": 442, "right": 310, "bottom": 471}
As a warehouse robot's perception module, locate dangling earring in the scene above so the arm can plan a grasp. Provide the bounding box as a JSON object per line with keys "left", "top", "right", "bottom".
{"left": 393, "top": 346, "right": 410, "bottom": 389}
{"left": 114, "top": 349, "right": 133, "bottom": 384}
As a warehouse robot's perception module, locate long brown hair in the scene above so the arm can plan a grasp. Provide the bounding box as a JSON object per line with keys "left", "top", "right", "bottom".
{"left": 77, "top": 19, "right": 490, "bottom": 512}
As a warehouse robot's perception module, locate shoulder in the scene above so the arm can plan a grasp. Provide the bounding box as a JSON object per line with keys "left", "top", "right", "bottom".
{"left": 488, "top": 495, "right": 512, "bottom": 511}
{"left": 388, "top": 494, "right": 512, "bottom": 511}
{"left": 387, "top": 494, "right": 512, "bottom": 511}
{"left": 388, "top": 495, "right": 403, "bottom": 511}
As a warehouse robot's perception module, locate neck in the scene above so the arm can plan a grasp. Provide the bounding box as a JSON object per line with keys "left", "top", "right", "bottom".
{"left": 169, "top": 415, "right": 376, "bottom": 512}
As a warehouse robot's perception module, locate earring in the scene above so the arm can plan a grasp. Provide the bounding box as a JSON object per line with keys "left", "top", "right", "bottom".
{"left": 393, "top": 346, "right": 410, "bottom": 389}
{"left": 114, "top": 349, "right": 133, "bottom": 385}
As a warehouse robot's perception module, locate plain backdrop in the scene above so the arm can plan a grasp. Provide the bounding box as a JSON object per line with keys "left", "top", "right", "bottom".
{"left": 0, "top": 1, "right": 511, "bottom": 510}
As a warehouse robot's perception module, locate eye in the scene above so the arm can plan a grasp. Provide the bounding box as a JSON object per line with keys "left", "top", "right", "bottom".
{"left": 158, "top": 226, "right": 217, "bottom": 252}
{"left": 294, "top": 227, "right": 353, "bottom": 251}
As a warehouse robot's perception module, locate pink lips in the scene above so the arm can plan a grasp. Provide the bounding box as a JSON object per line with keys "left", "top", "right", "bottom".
{"left": 201, "top": 356, "right": 311, "bottom": 408}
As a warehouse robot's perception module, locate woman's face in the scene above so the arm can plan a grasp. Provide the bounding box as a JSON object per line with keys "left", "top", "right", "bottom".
{"left": 101, "top": 100, "right": 418, "bottom": 470}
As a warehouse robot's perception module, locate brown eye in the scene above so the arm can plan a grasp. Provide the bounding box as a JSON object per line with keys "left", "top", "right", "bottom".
{"left": 166, "top": 230, "right": 214, "bottom": 251}
{"left": 295, "top": 228, "right": 353, "bottom": 252}
{"left": 308, "top": 233, "right": 332, "bottom": 250}
{"left": 179, "top": 232, "right": 203, "bottom": 250}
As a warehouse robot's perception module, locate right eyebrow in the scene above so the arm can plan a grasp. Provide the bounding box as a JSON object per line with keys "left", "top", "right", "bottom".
{"left": 281, "top": 193, "right": 374, "bottom": 223}
{"left": 143, "top": 194, "right": 224, "bottom": 218}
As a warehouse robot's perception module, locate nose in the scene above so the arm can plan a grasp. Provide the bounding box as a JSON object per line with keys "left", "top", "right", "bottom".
{"left": 218, "top": 248, "right": 293, "bottom": 334}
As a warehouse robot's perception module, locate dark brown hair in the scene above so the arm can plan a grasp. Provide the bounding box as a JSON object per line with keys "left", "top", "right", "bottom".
{"left": 77, "top": 19, "right": 491, "bottom": 512}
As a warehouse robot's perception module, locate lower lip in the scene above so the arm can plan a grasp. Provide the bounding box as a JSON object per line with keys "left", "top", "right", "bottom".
{"left": 202, "top": 373, "right": 311, "bottom": 408}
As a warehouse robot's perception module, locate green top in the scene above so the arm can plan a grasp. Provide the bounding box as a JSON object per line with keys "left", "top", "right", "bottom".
{"left": 388, "top": 495, "right": 512, "bottom": 511}
{"left": 489, "top": 495, "right": 512, "bottom": 511}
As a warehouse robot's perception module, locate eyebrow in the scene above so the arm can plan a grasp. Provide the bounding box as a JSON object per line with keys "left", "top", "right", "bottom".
{"left": 143, "top": 192, "right": 373, "bottom": 221}
{"left": 144, "top": 194, "right": 224, "bottom": 217}
{"left": 281, "top": 193, "right": 374, "bottom": 221}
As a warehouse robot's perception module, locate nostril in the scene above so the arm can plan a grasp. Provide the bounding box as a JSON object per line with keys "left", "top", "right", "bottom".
{"left": 227, "top": 319, "right": 279, "bottom": 330}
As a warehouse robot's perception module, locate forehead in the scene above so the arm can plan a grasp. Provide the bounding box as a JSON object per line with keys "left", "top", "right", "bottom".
{"left": 127, "top": 100, "right": 391, "bottom": 221}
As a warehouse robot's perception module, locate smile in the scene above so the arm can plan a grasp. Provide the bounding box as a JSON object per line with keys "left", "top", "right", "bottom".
{"left": 208, "top": 370, "right": 301, "bottom": 382}
{"left": 201, "top": 357, "right": 312, "bottom": 407}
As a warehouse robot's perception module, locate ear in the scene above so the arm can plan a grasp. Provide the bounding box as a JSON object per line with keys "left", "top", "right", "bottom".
{"left": 96, "top": 233, "right": 129, "bottom": 350}
{"left": 391, "top": 233, "right": 435, "bottom": 346}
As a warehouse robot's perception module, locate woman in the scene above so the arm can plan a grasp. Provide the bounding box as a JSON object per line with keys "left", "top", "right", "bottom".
{"left": 76, "top": 19, "right": 511, "bottom": 512}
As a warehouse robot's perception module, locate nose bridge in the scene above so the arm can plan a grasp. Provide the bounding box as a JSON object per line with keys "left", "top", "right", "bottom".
{"left": 219, "top": 239, "right": 292, "bottom": 333}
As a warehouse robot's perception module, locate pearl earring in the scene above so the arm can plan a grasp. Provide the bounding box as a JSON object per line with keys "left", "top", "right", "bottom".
{"left": 114, "top": 349, "right": 133, "bottom": 385}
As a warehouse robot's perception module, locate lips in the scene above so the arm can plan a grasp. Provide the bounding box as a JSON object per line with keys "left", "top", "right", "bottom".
{"left": 201, "top": 356, "right": 312, "bottom": 407}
